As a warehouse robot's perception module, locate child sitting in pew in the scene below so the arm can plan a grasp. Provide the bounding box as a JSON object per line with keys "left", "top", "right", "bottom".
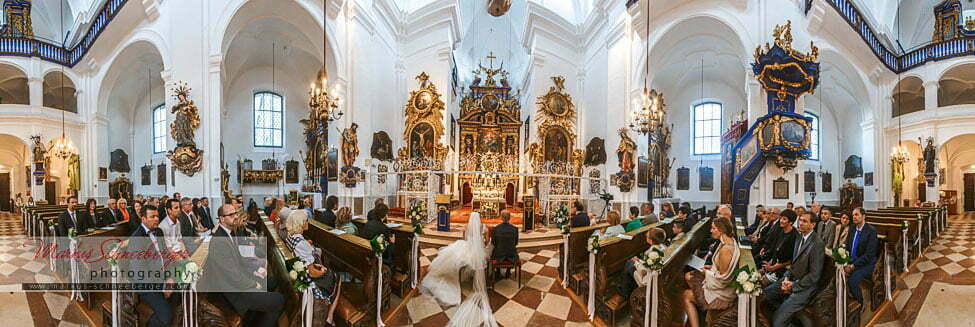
{"left": 598, "top": 210, "right": 626, "bottom": 240}
{"left": 616, "top": 228, "right": 668, "bottom": 300}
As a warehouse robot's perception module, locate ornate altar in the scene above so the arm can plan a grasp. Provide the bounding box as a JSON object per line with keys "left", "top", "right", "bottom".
{"left": 455, "top": 61, "right": 525, "bottom": 209}
{"left": 933, "top": 1, "right": 964, "bottom": 41}
{"left": 2, "top": 1, "right": 33, "bottom": 38}
{"left": 528, "top": 76, "right": 583, "bottom": 196}
{"left": 242, "top": 170, "right": 283, "bottom": 184}
{"left": 166, "top": 82, "right": 205, "bottom": 176}
{"left": 398, "top": 73, "right": 449, "bottom": 166}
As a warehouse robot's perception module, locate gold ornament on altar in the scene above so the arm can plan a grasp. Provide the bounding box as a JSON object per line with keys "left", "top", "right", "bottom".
{"left": 165, "top": 82, "right": 204, "bottom": 176}
{"left": 397, "top": 72, "right": 448, "bottom": 167}
{"left": 530, "top": 76, "right": 582, "bottom": 174}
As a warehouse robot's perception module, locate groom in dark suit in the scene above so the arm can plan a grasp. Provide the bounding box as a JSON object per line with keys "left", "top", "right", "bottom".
{"left": 128, "top": 206, "right": 175, "bottom": 327}
{"left": 763, "top": 211, "right": 825, "bottom": 327}
{"left": 491, "top": 210, "right": 520, "bottom": 276}
{"left": 844, "top": 207, "right": 878, "bottom": 305}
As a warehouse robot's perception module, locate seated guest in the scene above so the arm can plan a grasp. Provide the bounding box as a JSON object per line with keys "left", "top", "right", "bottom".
{"left": 101, "top": 198, "right": 121, "bottom": 225}
{"left": 274, "top": 207, "right": 293, "bottom": 241}
{"left": 490, "top": 210, "right": 520, "bottom": 276}
{"left": 81, "top": 198, "right": 100, "bottom": 227}
{"left": 194, "top": 197, "right": 214, "bottom": 230}
{"left": 680, "top": 217, "right": 740, "bottom": 327}
{"left": 128, "top": 206, "right": 176, "bottom": 327}
{"left": 660, "top": 202, "right": 676, "bottom": 218}
{"left": 263, "top": 197, "right": 275, "bottom": 217}
{"left": 129, "top": 199, "right": 144, "bottom": 231}
{"left": 624, "top": 206, "right": 643, "bottom": 232}
{"left": 618, "top": 227, "right": 668, "bottom": 299}
{"left": 179, "top": 197, "right": 207, "bottom": 238}
{"left": 366, "top": 198, "right": 384, "bottom": 221}
{"left": 750, "top": 208, "right": 780, "bottom": 257}
{"left": 157, "top": 195, "right": 169, "bottom": 220}
{"left": 670, "top": 221, "right": 686, "bottom": 242}
{"left": 118, "top": 198, "right": 133, "bottom": 222}
{"left": 570, "top": 200, "right": 590, "bottom": 227}
{"left": 786, "top": 202, "right": 794, "bottom": 211}
{"left": 639, "top": 203, "right": 658, "bottom": 225}
{"left": 746, "top": 205, "right": 766, "bottom": 235}
{"left": 318, "top": 195, "right": 339, "bottom": 226}
{"left": 832, "top": 212, "right": 851, "bottom": 248}
{"left": 335, "top": 207, "right": 357, "bottom": 234}
{"left": 284, "top": 209, "right": 342, "bottom": 324}
{"left": 159, "top": 199, "right": 187, "bottom": 254}
{"left": 674, "top": 206, "right": 698, "bottom": 230}
{"left": 759, "top": 210, "right": 799, "bottom": 279}
{"left": 599, "top": 210, "right": 626, "bottom": 240}
{"left": 268, "top": 198, "right": 286, "bottom": 223}
{"left": 203, "top": 204, "right": 285, "bottom": 327}
{"left": 57, "top": 196, "right": 87, "bottom": 236}
{"left": 359, "top": 203, "right": 396, "bottom": 264}
{"left": 844, "top": 207, "right": 878, "bottom": 305}
{"left": 815, "top": 207, "right": 837, "bottom": 247}
{"left": 763, "top": 211, "right": 825, "bottom": 327}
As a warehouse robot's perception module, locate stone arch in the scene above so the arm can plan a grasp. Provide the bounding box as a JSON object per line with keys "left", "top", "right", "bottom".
{"left": 637, "top": 14, "right": 750, "bottom": 89}
{"left": 892, "top": 76, "right": 924, "bottom": 117}
{"left": 95, "top": 37, "right": 169, "bottom": 116}
{"left": 0, "top": 62, "right": 29, "bottom": 105}
{"left": 0, "top": 133, "right": 29, "bottom": 206}
{"left": 938, "top": 63, "right": 975, "bottom": 107}
{"left": 42, "top": 70, "right": 77, "bottom": 113}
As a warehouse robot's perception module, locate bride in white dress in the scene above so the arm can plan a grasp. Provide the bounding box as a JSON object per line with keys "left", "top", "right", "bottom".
{"left": 419, "top": 212, "right": 498, "bottom": 327}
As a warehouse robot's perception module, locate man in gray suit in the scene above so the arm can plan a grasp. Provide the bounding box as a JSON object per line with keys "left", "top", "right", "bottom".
{"left": 815, "top": 207, "right": 837, "bottom": 248}
{"left": 763, "top": 211, "right": 825, "bottom": 327}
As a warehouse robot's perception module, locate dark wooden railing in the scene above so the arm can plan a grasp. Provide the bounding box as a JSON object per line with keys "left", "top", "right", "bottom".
{"left": 0, "top": 0, "right": 129, "bottom": 67}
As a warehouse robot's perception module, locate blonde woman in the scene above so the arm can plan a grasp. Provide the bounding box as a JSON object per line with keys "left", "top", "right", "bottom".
{"left": 284, "top": 210, "right": 342, "bottom": 325}
{"left": 335, "top": 207, "right": 357, "bottom": 234}
{"left": 599, "top": 210, "right": 626, "bottom": 240}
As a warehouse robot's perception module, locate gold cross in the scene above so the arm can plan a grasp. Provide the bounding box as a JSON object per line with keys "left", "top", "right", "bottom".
{"left": 487, "top": 52, "right": 497, "bottom": 69}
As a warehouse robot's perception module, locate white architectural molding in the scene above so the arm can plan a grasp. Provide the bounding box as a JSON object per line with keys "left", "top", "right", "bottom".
{"left": 142, "top": 0, "right": 161, "bottom": 22}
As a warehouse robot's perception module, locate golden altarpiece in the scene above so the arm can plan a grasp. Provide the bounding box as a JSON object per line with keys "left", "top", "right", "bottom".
{"left": 528, "top": 76, "right": 584, "bottom": 202}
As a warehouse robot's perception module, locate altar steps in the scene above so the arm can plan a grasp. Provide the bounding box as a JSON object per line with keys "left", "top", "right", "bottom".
{"left": 384, "top": 214, "right": 564, "bottom": 251}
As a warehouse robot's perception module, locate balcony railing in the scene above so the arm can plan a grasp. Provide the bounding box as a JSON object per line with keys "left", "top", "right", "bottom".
{"left": 820, "top": 0, "right": 975, "bottom": 73}
{"left": 0, "top": 0, "right": 128, "bottom": 67}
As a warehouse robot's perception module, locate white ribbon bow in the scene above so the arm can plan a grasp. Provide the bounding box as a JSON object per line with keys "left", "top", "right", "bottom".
{"left": 901, "top": 228, "right": 908, "bottom": 272}
{"left": 561, "top": 234, "right": 569, "bottom": 287}
{"left": 835, "top": 263, "right": 848, "bottom": 327}
{"left": 377, "top": 254, "right": 385, "bottom": 327}
{"left": 411, "top": 236, "right": 419, "bottom": 288}
{"left": 111, "top": 265, "right": 119, "bottom": 327}
{"left": 644, "top": 271, "right": 659, "bottom": 327}
{"left": 587, "top": 251, "right": 596, "bottom": 320}
{"left": 301, "top": 288, "right": 313, "bottom": 327}
{"left": 69, "top": 238, "right": 82, "bottom": 302}
{"left": 182, "top": 282, "right": 197, "bottom": 327}
{"left": 884, "top": 245, "right": 892, "bottom": 300}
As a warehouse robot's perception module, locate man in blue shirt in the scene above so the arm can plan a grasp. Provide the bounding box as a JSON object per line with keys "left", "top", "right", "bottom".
{"left": 844, "top": 207, "right": 878, "bottom": 305}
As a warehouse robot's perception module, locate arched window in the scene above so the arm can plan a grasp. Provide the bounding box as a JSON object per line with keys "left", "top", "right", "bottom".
{"left": 254, "top": 92, "right": 284, "bottom": 148}
{"left": 152, "top": 104, "right": 167, "bottom": 154}
{"left": 806, "top": 112, "right": 820, "bottom": 161}
{"left": 692, "top": 102, "right": 722, "bottom": 155}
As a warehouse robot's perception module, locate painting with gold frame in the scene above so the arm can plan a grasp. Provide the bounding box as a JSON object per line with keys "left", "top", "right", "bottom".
{"left": 699, "top": 166, "right": 714, "bottom": 191}
{"left": 327, "top": 148, "right": 338, "bottom": 181}
{"left": 773, "top": 177, "right": 789, "bottom": 199}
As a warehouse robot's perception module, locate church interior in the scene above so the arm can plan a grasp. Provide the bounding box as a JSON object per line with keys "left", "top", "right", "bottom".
{"left": 2, "top": 0, "right": 975, "bottom": 326}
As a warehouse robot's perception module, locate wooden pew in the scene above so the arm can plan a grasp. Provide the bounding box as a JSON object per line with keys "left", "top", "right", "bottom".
{"left": 349, "top": 218, "right": 418, "bottom": 297}
{"left": 305, "top": 219, "right": 391, "bottom": 327}
{"left": 862, "top": 213, "right": 925, "bottom": 261}
{"left": 625, "top": 219, "right": 711, "bottom": 327}
{"left": 256, "top": 215, "right": 303, "bottom": 327}
{"left": 558, "top": 223, "right": 609, "bottom": 298}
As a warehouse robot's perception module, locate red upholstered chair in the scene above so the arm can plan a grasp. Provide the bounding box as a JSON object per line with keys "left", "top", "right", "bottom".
{"left": 488, "top": 259, "right": 522, "bottom": 288}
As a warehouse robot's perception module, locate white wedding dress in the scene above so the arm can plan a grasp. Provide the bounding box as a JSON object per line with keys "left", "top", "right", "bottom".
{"left": 419, "top": 212, "right": 498, "bottom": 327}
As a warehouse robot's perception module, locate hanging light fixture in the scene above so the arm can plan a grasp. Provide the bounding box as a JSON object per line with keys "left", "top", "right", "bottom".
{"left": 629, "top": 1, "right": 666, "bottom": 136}
{"left": 48, "top": 0, "right": 75, "bottom": 160}
{"left": 308, "top": 3, "right": 343, "bottom": 123}
{"left": 890, "top": 2, "right": 908, "bottom": 164}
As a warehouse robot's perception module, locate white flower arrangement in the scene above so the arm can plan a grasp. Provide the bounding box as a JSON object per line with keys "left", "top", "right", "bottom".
{"left": 637, "top": 247, "right": 665, "bottom": 271}
{"left": 553, "top": 205, "right": 570, "bottom": 234}
{"left": 826, "top": 245, "right": 852, "bottom": 265}
{"left": 586, "top": 233, "right": 600, "bottom": 253}
{"left": 730, "top": 266, "right": 762, "bottom": 296}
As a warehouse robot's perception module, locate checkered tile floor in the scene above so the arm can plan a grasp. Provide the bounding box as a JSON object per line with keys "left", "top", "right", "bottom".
{"left": 388, "top": 246, "right": 594, "bottom": 326}
{"left": 886, "top": 215, "right": 975, "bottom": 326}
{"left": 0, "top": 212, "right": 84, "bottom": 326}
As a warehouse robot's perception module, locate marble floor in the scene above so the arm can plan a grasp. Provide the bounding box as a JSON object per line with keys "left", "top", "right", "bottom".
{"left": 875, "top": 213, "right": 975, "bottom": 327}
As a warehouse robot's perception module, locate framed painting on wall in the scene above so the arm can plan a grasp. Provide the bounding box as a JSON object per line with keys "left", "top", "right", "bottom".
{"left": 677, "top": 167, "right": 689, "bottom": 190}
{"left": 140, "top": 165, "right": 151, "bottom": 185}
{"left": 157, "top": 164, "right": 167, "bottom": 185}
{"left": 327, "top": 148, "right": 338, "bottom": 181}
{"left": 98, "top": 167, "right": 108, "bottom": 181}
{"left": 637, "top": 156, "right": 649, "bottom": 188}
{"left": 822, "top": 172, "right": 833, "bottom": 192}
{"left": 864, "top": 172, "right": 874, "bottom": 186}
{"left": 285, "top": 160, "right": 299, "bottom": 184}
{"left": 773, "top": 177, "right": 790, "bottom": 199}
{"left": 699, "top": 167, "right": 714, "bottom": 191}
{"left": 804, "top": 170, "right": 816, "bottom": 192}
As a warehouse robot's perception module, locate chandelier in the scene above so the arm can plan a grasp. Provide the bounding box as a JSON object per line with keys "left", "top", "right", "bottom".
{"left": 49, "top": 134, "right": 76, "bottom": 160}
{"left": 309, "top": 75, "right": 343, "bottom": 122}
{"left": 629, "top": 88, "right": 666, "bottom": 135}
{"left": 890, "top": 143, "right": 909, "bottom": 163}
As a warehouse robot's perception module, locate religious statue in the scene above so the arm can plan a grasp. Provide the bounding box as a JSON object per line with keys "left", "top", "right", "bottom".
{"left": 341, "top": 123, "right": 359, "bottom": 168}
{"left": 616, "top": 128, "right": 636, "bottom": 173}
{"left": 922, "top": 137, "right": 936, "bottom": 174}
{"left": 463, "top": 134, "right": 475, "bottom": 154}
{"left": 30, "top": 135, "right": 45, "bottom": 162}
{"left": 166, "top": 82, "right": 204, "bottom": 176}
{"left": 67, "top": 154, "right": 80, "bottom": 193}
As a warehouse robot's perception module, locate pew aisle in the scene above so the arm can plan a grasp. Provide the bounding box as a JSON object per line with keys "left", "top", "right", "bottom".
{"left": 873, "top": 213, "right": 975, "bottom": 327}
{"left": 386, "top": 245, "right": 592, "bottom": 326}
{"left": 0, "top": 211, "right": 82, "bottom": 326}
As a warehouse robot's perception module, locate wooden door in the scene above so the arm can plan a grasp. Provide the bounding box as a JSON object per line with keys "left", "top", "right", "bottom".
{"left": 45, "top": 181, "right": 56, "bottom": 205}
{"left": 0, "top": 173, "right": 9, "bottom": 212}
{"left": 964, "top": 173, "right": 975, "bottom": 212}
{"left": 505, "top": 183, "right": 515, "bottom": 206}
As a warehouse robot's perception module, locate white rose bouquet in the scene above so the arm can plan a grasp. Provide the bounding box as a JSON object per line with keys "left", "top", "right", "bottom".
{"left": 637, "top": 247, "right": 665, "bottom": 271}
{"left": 729, "top": 266, "right": 762, "bottom": 296}
{"left": 586, "top": 233, "right": 600, "bottom": 254}
{"left": 826, "top": 244, "right": 852, "bottom": 265}
{"left": 285, "top": 257, "right": 313, "bottom": 292}
{"left": 553, "top": 205, "right": 570, "bottom": 234}
{"left": 175, "top": 260, "right": 201, "bottom": 284}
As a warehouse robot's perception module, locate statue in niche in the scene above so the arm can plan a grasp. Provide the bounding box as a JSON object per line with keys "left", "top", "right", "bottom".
{"left": 616, "top": 128, "right": 636, "bottom": 173}
{"left": 504, "top": 135, "right": 516, "bottom": 155}
{"left": 922, "top": 137, "right": 936, "bottom": 174}
{"left": 462, "top": 134, "right": 475, "bottom": 154}
{"left": 341, "top": 123, "right": 359, "bottom": 168}
{"left": 30, "top": 135, "right": 45, "bottom": 162}
{"left": 171, "top": 87, "right": 199, "bottom": 147}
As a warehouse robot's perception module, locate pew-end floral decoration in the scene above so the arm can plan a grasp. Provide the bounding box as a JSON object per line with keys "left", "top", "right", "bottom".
{"left": 553, "top": 205, "right": 570, "bottom": 234}
{"left": 175, "top": 260, "right": 201, "bottom": 284}
{"left": 730, "top": 266, "right": 762, "bottom": 296}
{"left": 408, "top": 201, "right": 426, "bottom": 235}
{"left": 637, "top": 247, "right": 665, "bottom": 271}
{"left": 586, "top": 233, "right": 600, "bottom": 254}
{"left": 285, "top": 257, "right": 314, "bottom": 292}
{"left": 371, "top": 235, "right": 389, "bottom": 256}
{"left": 826, "top": 244, "right": 852, "bottom": 265}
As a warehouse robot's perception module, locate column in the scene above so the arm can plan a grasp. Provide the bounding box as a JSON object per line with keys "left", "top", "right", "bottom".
{"left": 923, "top": 80, "right": 938, "bottom": 112}
{"left": 205, "top": 54, "right": 224, "bottom": 207}
{"left": 28, "top": 58, "right": 43, "bottom": 108}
